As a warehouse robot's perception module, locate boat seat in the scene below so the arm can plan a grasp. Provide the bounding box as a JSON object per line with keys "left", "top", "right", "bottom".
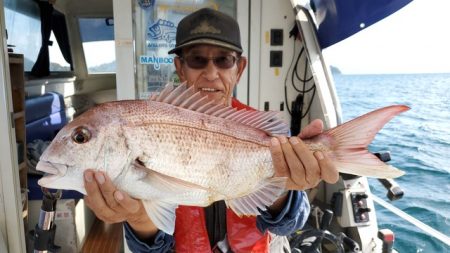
{"left": 25, "top": 92, "right": 67, "bottom": 143}
{"left": 25, "top": 92, "right": 83, "bottom": 201}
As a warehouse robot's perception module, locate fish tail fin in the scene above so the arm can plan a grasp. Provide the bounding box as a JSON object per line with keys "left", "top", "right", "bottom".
{"left": 324, "top": 105, "right": 410, "bottom": 178}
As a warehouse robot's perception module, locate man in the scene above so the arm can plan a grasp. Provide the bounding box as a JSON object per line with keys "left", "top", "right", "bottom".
{"left": 84, "top": 8, "right": 338, "bottom": 252}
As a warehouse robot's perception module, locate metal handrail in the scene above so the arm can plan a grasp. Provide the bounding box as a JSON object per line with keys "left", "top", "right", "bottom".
{"left": 372, "top": 195, "right": 450, "bottom": 247}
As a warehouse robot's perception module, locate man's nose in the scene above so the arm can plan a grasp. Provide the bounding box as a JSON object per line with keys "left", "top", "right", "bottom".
{"left": 202, "top": 60, "right": 219, "bottom": 80}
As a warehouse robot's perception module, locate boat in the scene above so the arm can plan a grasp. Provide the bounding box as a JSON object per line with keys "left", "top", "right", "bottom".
{"left": 0, "top": 0, "right": 448, "bottom": 252}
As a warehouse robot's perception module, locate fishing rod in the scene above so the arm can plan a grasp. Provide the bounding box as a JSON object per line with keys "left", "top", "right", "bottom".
{"left": 30, "top": 188, "right": 62, "bottom": 253}
{"left": 372, "top": 195, "right": 450, "bottom": 247}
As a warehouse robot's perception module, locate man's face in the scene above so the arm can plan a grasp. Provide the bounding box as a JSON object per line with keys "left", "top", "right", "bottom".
{"left": 174, "top": 45, "right": 247, "bottom": 106}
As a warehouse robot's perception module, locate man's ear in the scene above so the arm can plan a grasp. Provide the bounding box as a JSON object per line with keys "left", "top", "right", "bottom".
{"left": 235, "top": 56, "right": 247, "bottom": 83}
{"left": 174, "top": 57, "right": 186, "bottom": 81}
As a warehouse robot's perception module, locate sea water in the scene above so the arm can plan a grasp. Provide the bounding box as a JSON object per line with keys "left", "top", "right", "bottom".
{"left": 334, "top": 73, "right": 450, "bottom": 253}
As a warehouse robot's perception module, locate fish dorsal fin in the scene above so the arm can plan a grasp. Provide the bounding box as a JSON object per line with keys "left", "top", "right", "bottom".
{"left": 150, "top": 83, "right": 289, "bottom": 135}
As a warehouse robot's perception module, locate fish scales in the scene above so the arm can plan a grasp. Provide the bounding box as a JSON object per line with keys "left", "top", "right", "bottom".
{"left": 121, "top": 100, "right": 272, "bottom": 145}
{"left": 116, "top": 101, "right": 275, "bottom": 202}
{"left": 126, "top": 124, "right": 273, "bottom": 200}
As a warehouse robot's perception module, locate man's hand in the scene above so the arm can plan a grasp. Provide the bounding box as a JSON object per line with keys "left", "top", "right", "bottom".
{"left": 270, "top": 119, "right": 339, "bottom": 191}
{"left": 84, "top": 169, "right": 158, "bottom": 239}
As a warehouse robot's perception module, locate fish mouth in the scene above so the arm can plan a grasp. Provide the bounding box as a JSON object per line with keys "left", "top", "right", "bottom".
{"left": 36, "top": 161, "right": 68, "bottom": 186}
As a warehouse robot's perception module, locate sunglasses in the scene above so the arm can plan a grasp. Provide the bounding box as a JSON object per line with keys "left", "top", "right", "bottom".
{"left": 180, "top": 55, "right": 239, "bottom": 69}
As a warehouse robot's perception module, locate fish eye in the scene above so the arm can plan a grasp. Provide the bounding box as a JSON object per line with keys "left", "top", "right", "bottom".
{"left": 71, "top": 126, "right": 91, "bottom": 144}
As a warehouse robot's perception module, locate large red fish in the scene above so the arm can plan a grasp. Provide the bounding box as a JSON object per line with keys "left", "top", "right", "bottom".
{"left": 36, "top": 83, "right": 407, "bottom": 234}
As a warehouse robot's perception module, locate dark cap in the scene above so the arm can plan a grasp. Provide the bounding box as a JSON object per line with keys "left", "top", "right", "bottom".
{"left": 168, "top": 8, "right": 243, "bottom": 55}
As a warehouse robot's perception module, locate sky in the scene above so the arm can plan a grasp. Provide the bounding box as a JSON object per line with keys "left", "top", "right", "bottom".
{"left": 322, "top": 0, "right": 450, "bottom": 74}
{"left": 48, "top": 0, "right": 450, "bottom": 75}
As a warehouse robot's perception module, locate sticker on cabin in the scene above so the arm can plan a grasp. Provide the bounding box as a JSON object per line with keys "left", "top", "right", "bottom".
{"left": 140, "top": 55, "right": 174, "bottom": 70}
{"left": 147, "top": 19, "right": 177, "bottom": 44}
{"left": 138, "top": 0, "right": 155, "bottom": 9}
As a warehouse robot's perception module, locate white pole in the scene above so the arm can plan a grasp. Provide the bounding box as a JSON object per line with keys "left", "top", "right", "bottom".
{"left": 372, "top": 195, "right": 450, "bottom": 247}
{"left": 0, "top": 0, "right": 28, "bottom": 252}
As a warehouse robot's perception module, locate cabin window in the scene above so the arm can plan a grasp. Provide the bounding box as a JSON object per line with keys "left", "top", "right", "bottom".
{"left": 78, "top": 18, "right": 116, "bottom": 74}
{"left": 4, "top": 6, "right": 41, "bottom": 72}
{"left": 5, "top": 1, "right": 73, "bottom": 77}
{"left": 133, "top": 0, "right": 237, "bottom": 98}
{"left": 49, "top": 32, "right": 71, "bottom": 72}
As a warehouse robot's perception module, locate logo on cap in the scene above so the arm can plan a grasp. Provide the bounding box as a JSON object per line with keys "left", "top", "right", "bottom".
{"left": 191, "top": 21, "right": 221, "bottom": 35}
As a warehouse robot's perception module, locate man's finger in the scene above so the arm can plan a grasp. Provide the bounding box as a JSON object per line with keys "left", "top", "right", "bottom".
{"left": 270, "top": 137, "right": 290, "bottom": 178}
{"left": 298, "top": 119, "right": 323, "bottom": 139}
{"left": 314, "top": 151, "right": 339, "bottom": 184}
{"left": 95, "top": 171, "right": 122, "bottom": 211}
{"left": 84, "top": 170, "right": 117, "bottom": 219}
{"left": 289, "top": 137, "right": 320, "bottom": 186}
{"left": 114, "top": 191, "right": 141, "bottom": 214}
{"left": 278, "top": 136, "right": 306, "bottom": 186}
{"left": 84, "top": 170, "right": 103, "bottom": 200}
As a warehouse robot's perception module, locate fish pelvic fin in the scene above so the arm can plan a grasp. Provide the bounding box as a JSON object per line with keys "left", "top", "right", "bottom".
{"left": 137, "top": 165, "right": 210, "bottom": 235}
{"left": 225, "top": 177, "right": 287, "bottom": 216}
{"left": 323, "top": 105, "right": 410, "bottom": 178}
{"left": 142, "top": 200, "right": 178, "bottom": 235}
{"left": 149, "top": 82, "right": 290, "bottom": 135}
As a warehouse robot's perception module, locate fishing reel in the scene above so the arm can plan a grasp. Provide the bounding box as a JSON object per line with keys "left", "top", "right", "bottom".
{"left": 289, "top": 207, "right": 360, "bottom": 253}
{"left": 374, "top": 152, "right": 404, "bottom": 201}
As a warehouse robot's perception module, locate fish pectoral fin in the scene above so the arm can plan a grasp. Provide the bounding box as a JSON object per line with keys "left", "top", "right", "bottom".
{"left": 225, "top": 177, "right": 287, "bottom": 217}
{"left": 134, "top": 159, "right": 210, "bottom": 193}
{"left": 142, "top": 200, "right": 178, "bottom": 235}
{"left": 141, "top": 167, "right": 212, "bottom": 205}
{"left": 144, "top": 167, "right": 210, "bottom": 193}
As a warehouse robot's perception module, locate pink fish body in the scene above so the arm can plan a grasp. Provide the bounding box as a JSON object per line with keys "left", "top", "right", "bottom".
{"left": 36, "top": 83, "right": 408, "bottom": 234}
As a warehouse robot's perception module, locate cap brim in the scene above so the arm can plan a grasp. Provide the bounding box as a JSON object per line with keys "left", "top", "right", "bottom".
{"left": 168, "top": 38, "right": 243, "bottom": 54}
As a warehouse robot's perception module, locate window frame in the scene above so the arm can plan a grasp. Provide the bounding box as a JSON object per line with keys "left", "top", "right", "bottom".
{"left": 77, "top": 16, "right": 116, "bottom": 75}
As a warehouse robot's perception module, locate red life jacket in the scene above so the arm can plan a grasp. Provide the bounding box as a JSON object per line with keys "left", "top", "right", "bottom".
{"left": 174, "top": 98, "right": 271, "bottom": 253}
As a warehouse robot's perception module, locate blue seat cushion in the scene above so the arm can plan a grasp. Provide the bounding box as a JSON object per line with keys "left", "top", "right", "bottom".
{"left": 26, "top": 111, "right": 67, "bottom": 143}
{"left": 25, "top": 92, "right": 67, "bottom": 143}
{"left": 25, "top": 92, "right": 65, "bottom": 124}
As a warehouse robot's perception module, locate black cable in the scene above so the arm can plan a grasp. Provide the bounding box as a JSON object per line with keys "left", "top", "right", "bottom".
{"left": 293, "top": 49, "right": 313, "bottom": 84}
{"left": 284, "top": 38, "right": 299, "bottom": 115}
{"left": 300, "top": 55, "right": 316, "bottom": 120}
{"left": 291, "top": 48, "right": 313, "bottom": 93}
{"left": 301, "top": 85, "right": 316, "bottom": 118}
{"left": 285, "top": 24, "right": 317, "bottom": 130}
{"left": 285, "top": 83, "right": 292, "bottom": 115}
{"left": 292, "top": 58, "right": 315, "bottom": 93}
{"left": 290, "top": 94, "right": 303, "bottom": 136}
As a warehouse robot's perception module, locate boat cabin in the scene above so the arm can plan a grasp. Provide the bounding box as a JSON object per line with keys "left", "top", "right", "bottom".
{"left": 0, "top": 0, "right": 410, "bottom": 252}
